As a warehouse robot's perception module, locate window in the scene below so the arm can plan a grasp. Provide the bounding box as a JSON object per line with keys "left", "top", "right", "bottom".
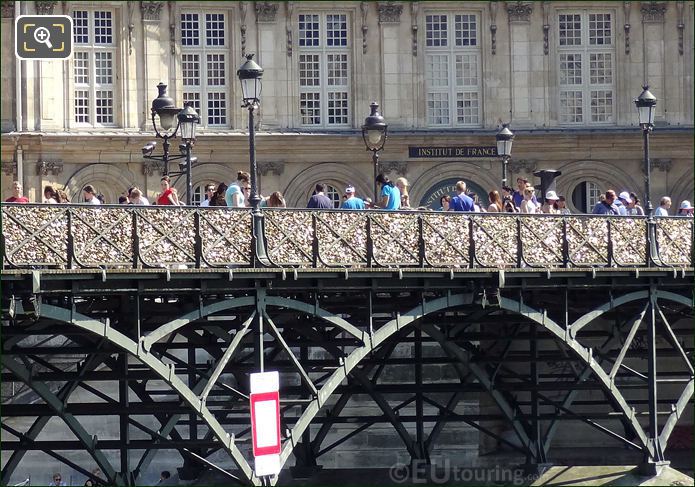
{"left": 180, "top": 12, "right": 229, "bottom": 127}
{"left": 425, "top": 13, "right": 481, "bottom": 127}
{"left": 72, "top": 9, "right": 116, "bottom": 126}
{"left": 571, "top": 181, "right": 602, "bottom": 212}
{"left": 558, "top": 11, "right": 614, "bottom": 125}
{"left": 298, "top": 13, "right": 350, "bottom": 127}
{"left": 192, "top": 184, "right": 204, "bottom": 205}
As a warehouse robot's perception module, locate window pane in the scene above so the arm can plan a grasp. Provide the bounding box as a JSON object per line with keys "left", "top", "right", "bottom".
{"left": 74, "top": 51, "right": 89, "bottom": 85}
{"left": 205, "top": 13, "right": 225, "bottom": 46}
{"left": 455, "top": 54, "right": 477, "bottom": 86}
{"left": 427, "top": 92, "right": 449, "bottom": 125}
{"left": 326, "top": 14, "right": 347, "bottom": 47}
{"left": 95, "top": 52, "right": 113, "bottom": 84}
{"left": 299, "top": 14, "right": 320, "bottom": 47}
{"left": 182, "top": 54, "right": 200, "bottom": 86}
{"left": 181, "top": 13, "right": 200, "bottom": 46}
{"left": 454, "top": 14, "right": 477, "bottom": 47}
{"left": 183, "top": 92, "right": 201, "bottom": 116}
{"left": 589, "top": 53, "right": 612, "bottom": 84}
{"left": 589, "top": 13, "right": 611, "bottom": 45}
{"left": 590, "top": 90, "right": 612, "bottom": 122}
{"left": 560, "top": 90, "right": 583, "bottom": 123}
{"left": 300, "top": 92, "right": 321, "bottom": 125}
{"left": 73, "top": 10, "right": 89, "bottom": 44}
{"left": 559, "top": 14, "right": 581, "bottom": 46}
{"left": 426, "top": 15, "right": 448, "bottom": 47}
{"left": 559, "top": 53, "right": 582, "bottom": 85}
{"left": 456, "top": 92, "right": 479, "bottom": 125}
{"left": 206, "top": 54, "right": 225, "bottom": 86}
{"left": 324, "top": 184, "right": 340, "bottom": 208}
{"left": 326, "top": 54, "right": 348, "bottom": 86}
{"left": 207, "top": 92, "right": 227, "bottom": 125}
{"left": 299, "top": 54, "right": 320, "bottom": 86}
{"left": 94, "top": 11, "right": 112, "bottom": 44}
{"left": 327, "top": 92, "right": 348, "bottom": 125}
{"left": 75, "top": 90, "right": 90, "bottom": 123}
{"left": 426, "top": 55, "right": 449, "bottom": 87}
{"left": 95, "top": 90, "right": 113, "bottom": 124}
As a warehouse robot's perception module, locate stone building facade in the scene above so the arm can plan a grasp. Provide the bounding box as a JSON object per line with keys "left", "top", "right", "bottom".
{"left": 1, "top": 0, "right": 693, "bottom": 211}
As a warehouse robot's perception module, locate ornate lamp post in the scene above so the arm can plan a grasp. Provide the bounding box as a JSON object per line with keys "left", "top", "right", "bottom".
{"left": 361, "top": 102, "right": 388, "bottom": 201}
{"left": 634, "top": 85, "right": 657, "bottom": 216}
{"left": 142, "top": 83, "right": 199, "bottom": 205}
{"left": 496, "top": 123, "right": 514, "bottom": 187}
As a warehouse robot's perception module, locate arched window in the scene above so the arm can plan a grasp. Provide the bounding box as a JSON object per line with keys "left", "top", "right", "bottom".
{"left": 324, "top": 184, "right": 341, "bottom": 208}
{"left": 571, "top": 181, "right": 601, "bottom": 213}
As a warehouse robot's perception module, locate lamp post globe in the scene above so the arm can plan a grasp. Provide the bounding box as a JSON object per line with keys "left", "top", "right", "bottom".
{"left": 178, "top": 102, "right": 200, "bottom": 143}
{"left": 634, "top": 85, "right": 657, "bottom": 130}
{"left": 151, "top": 82, "right": 180, "bottom": 132}
{"left": 237, "top": 54, "right": 264, "bottom": 107}
{"left": 495, "top": 123, "right": 514, "bottom": 187}
{"left": 362, "top": 102, "right": 388, "bottom": 201}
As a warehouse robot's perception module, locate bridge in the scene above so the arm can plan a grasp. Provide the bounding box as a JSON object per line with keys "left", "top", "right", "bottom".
{"left": 1, "top": 205, "right": 693, "bottom": 485}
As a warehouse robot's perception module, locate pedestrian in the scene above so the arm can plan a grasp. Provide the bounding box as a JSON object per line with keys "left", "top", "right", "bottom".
{"left": 208, "top": 183, "right": 228, "bottom": 206}
{"left": 439, "top": 195, "right": 451, "bottom": 211}
{"left": 199, "top": 184, "right": 216, "bottom": 207}
{"left": 557, "top": 195, "right": 570, "bottom": 214}
{"left": 375, "top": 174, "right": 401, "bottom": 210}
{"left": 156, "top": 176, "right": 179, "bottom": 205}
{"left": 5, "top": 181, "right": 29, "bottom": 203}
{"left": 48, "top": 472, "right": 66, "bottom": 486}
{"left": 503, "top": 194, "right": 518, "bottom": 213}
{"left": 654, "top": 196, "right": 672, "bottom": 216}
{"left": 592, "top": 190, "right": 620, "bottom": 215}
{"left": 470, "top": 193, "right": 484, "bottom": 212}
{"left": 129, "top": 187, "right": 150, "bottom": 205}
{"left": 157, "top": 470, "right": 171, "bottom": 485}
{"left": 56, "top": 189, "right": 70, "bottom": 203}
{"left": 307, "top": 183, "right": 334, "bottom": 209}
{"left": 83, "top": 185, "right": 101, "bottom": 205}
{"left": 542, "top": 190, "right": 560, "bottom": 214}
{"left": 341, "top": 185, "right": 365, "bottom": 209}
{"left": 512, "top": 177, "right": 538, "bottom": 208}
{"left": 520, "top": 186, "right": 538, "bottom": 214}
{"left": 486, "top": 191, "right": 503, "bottom": 212}
{"left": 395, "top": 177, "right": 410, "bottom": 208}
{"left": 43, "top": 185, "right": 59, "bottom": 204}
{"left": 616, "top": 191, "right": 633, "bottom": 216}
{"left": 628, "top": 192, "right": 645, "bottom": 215}
{"left": 225, "top": 171, "right": 251, "bottom": 207}
{"left": 449, "top": 181, "right": 474, "bottom": 212}
{"left": 267, "top": 191, "right": 286, "bottom": 208}
{"left": 677, "top": 200, "right": 694, "bottom": 216}
{"left": 363, "top": 197, "right": 374, "bottom": 209}
{"left": 118, "top": 195, "right": 129, "bottom": 204}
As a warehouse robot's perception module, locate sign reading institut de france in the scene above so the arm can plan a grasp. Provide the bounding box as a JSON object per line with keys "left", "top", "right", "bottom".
{"left": 408, "top": 146, "right": 498, "bottom": 158}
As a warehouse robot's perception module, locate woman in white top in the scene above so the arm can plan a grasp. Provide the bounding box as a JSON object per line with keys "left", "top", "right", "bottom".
{"left": 654, "top": 196, "right": 671, "bottom": 216}
{"left": 487, "top": 190, "right": 503, "bottom": 212}
{"left": 520, "top": 187, "right": 538, "bottom": 214}
{"left": 43, "top": 185, "right": 58, "bottom": 204}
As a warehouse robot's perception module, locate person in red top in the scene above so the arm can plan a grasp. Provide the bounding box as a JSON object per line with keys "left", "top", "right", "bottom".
{"left": 5, "top": 181, "right": 29, "bottom": 203}
{"left": 156, "top": 176, "right": 179, "bottom": 205}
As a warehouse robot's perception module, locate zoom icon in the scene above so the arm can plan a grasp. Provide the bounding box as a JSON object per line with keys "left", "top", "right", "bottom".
{"left": 16, "top": 15, "right": 73, "bottom": 60}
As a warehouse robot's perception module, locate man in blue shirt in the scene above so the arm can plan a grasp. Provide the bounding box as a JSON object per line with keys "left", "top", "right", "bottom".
{"left": 341, "top": 185, "right": 365, "bottom": 209}
{"left": 307, "top": 183, "right": 334, "bottom": 209}
{"left": 592, "top": 190, "right": 620, "bottom": 215}
{"left": 449, "top": 181, "right": 475, "bottom": 212}
{"left": 376, "top": 174, "right": 401, "bottom": 210}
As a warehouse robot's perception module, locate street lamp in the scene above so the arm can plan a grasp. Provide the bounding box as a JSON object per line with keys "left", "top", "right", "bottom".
{"left": 496, "top": 123, "right": 514, "bottom": 187}
{"left": 142, "top": 83, "right": 199, "bottom": 205}
{"left": 634, "top": 85, "right": 657, "bottom": 215}
{"left": 361, "top": 102, "right": 388, "bottom": 201}
{"left": 237, "top": 54, "right": 264, "bottom": 210}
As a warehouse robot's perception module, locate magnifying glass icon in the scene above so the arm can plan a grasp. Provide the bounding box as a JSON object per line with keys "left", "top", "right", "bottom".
{"left": 33, "top": 27, "right": 53, "bottom": 49}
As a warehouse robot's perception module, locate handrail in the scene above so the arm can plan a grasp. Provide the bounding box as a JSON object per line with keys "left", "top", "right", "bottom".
{"left": 1, "top": 203, "right": 692, "bottom": 270}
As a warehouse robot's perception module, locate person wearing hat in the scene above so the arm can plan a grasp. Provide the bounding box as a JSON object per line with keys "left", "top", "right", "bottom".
{"left": 616, "top": 191, "right": 632, "bottom": 216}
{"left": 340, "top": 185, "right": 365, "bottom": 210}
{"left": 542, "top": 190, "right": 560, "bottom": 214}
{"left": 677, "top": 200, "right": 694, "bottom": 217}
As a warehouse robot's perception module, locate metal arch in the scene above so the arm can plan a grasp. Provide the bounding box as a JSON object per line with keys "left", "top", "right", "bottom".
{"left": 497, "top": 295, "right": 653, "bottom": 458}
{"left": 36, "top": 303, "right": 259, "bottom": 486}
{"left": 1, "top": 356, "right": 118, "bottom": 484}
{"left": 569, "top": 290, "right": 692, "bottom": 338}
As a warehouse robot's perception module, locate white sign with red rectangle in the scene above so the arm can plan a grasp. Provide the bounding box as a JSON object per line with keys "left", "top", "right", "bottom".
{"left": 250, "top": 371, "right": 281, "bottom": 477}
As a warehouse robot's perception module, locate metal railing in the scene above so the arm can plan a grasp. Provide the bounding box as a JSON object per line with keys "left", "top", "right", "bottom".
{"left": 1, "top": 204, "right": 692, "bottom": 270}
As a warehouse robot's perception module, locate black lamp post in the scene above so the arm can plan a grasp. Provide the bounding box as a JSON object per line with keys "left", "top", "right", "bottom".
{"left": 237, "top": 54, "right": 264, "bottom": 211}
{"left": 142, "top": 83, "right": 199, "bottom": 205}
{"left": 496, "top": 123, "right": 514, "bottom": 187}
{"left": 361, "top": 102, "right": 388, "bottom": 201}
{"left": 634, "top": 85, "right": 657, "bottom": 216}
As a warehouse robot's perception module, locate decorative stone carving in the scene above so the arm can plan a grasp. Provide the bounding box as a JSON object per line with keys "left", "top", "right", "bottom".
{"left": 2, "top": 1, "right": 15, "bottom": 18}
{"left": 255, "top": 2, "right": 278, "bottom": 23}
{"left": 380, "top": 161, "right": 408, "bottom": 176}
{"left": 240, "top": 2, "right": 248, "bottom": 56}
{"left": 509, "top": 159, "right": 537, "bottom": 174}
{"left": 142, "top": 160, "right": 165, "bottom": 176}
{"left": 259, "top": 161, "right": 285, "bottom": 177}
{"left": 624, "top": 2, "right": 631, "bottom": 55}
{"left": 489, "top": 2, "right": 498, "bottom": 55}
{"left": 542, "top": 1, "right": 550, "bottom": 55}
{"left": 640, "top": 1, "right": 667, "bottom": 22}
{"left": 361, "top": 2, "right": 368, "bottom": 54}
{"left": 285, "top": 2, "right": 293, "bottom": 57}
{"left": 506, "top": 1, "right": 533, "bottom": 22}
{"left": 378, "top": 2, "right": 403, "bottom": 24}
{"left": 652, "top": 159, "right": 672, "bottom": 172}
{"left": 37, "top": 160, "right": 63, "bottom": 176}
{"left": 35, "top": 1, "right": 56, "bottom": 15}
{"left": 676, "top": 1, "right": 685, "bottom": 55}
{"left": 1, "top": 161, "right": 17, "bottom": 177}
{"left": 411, "top": 2, "right": 419, "bottom": 57}
{"left": 140, "top": 1, "right": 162, "bottom": 21}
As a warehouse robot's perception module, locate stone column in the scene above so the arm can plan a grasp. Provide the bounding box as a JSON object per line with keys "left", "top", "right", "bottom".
{"left": 506, "top": 2, "right": 534, "bottom": 126}
{"left": 140, "top": 1, "right": 167, "bottom": 129}
{"left": 255, "top": 2, "right": 280, "bottom": 130}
